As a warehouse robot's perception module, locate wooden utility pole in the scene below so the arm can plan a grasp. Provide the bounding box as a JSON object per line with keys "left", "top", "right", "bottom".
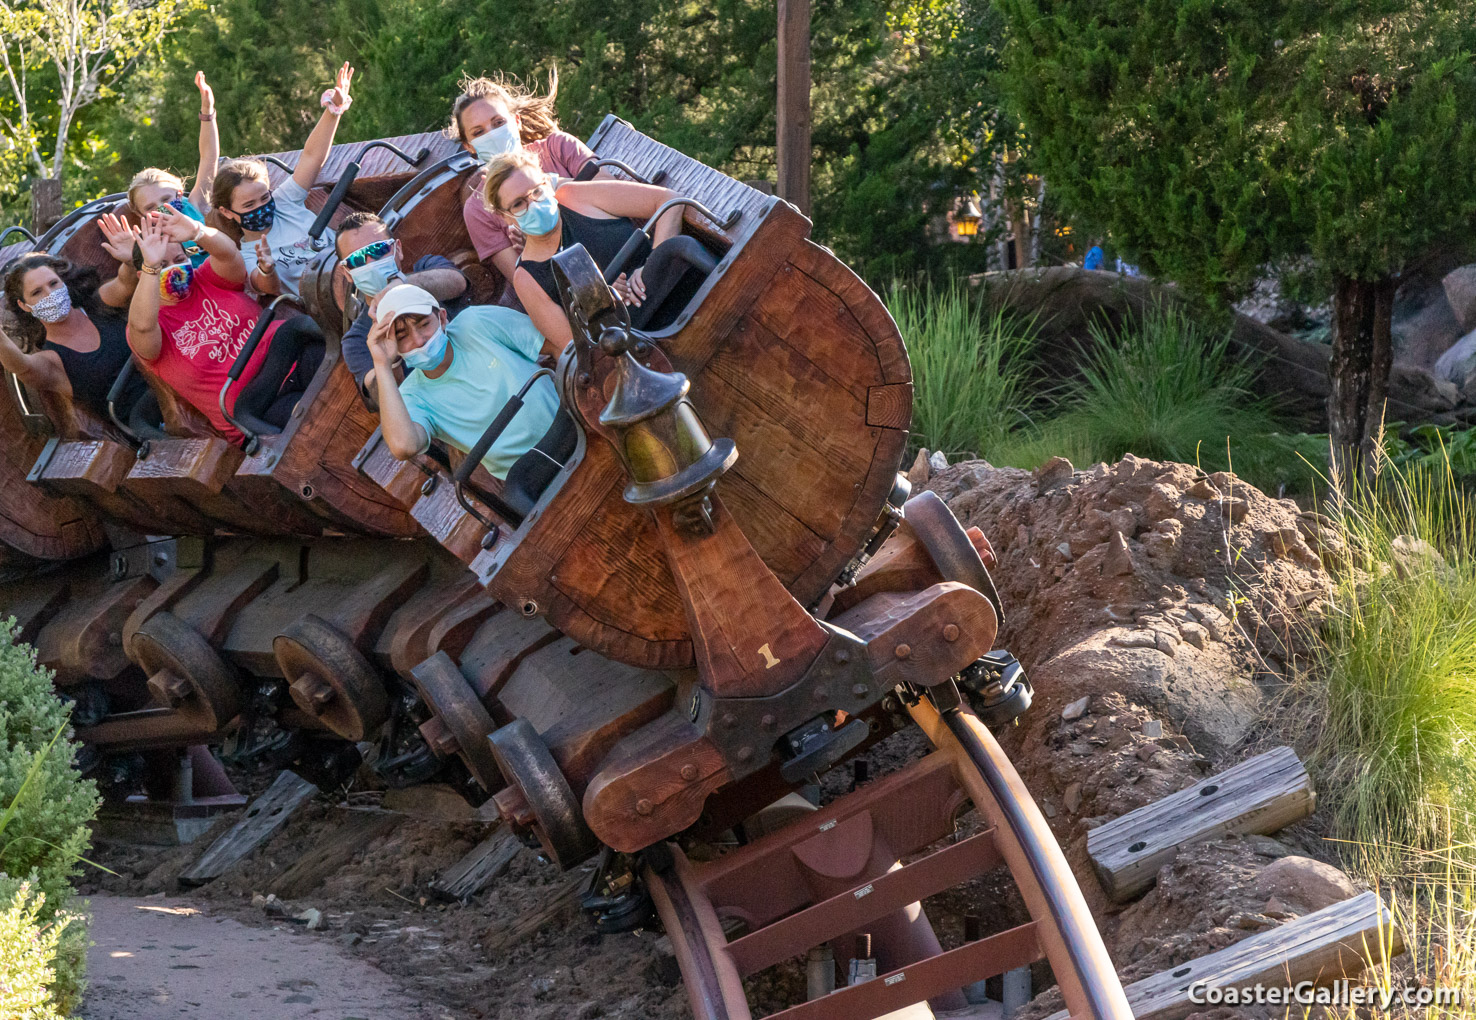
{"left": 776, "top": 0, "right": 811, "bottom": 216}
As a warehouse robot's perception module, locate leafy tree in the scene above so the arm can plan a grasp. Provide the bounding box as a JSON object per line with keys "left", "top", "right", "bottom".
{"left": 995, "top": 0, "right": 1476, "bottom": 475}
{"left": 93, "top": 0, "right": 1008, "bottom": 279}
{"left": 0, "top": 0, "right": 200, "bottom": 219}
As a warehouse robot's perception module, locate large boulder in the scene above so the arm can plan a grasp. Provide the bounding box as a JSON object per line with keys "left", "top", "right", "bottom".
{"left": 1434, "top": 327, "right": 1476, "bottom": 385}
{"left": 1443, "top": 265, "right": 1476, "bottom": 330}
{"left": 1253, "top": 855, "right": 1360, "bottom": 914}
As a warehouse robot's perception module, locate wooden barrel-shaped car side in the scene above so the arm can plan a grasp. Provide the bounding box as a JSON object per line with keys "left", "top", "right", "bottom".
{"left": 471, "top": 120, "right": 912, "bottom": 670}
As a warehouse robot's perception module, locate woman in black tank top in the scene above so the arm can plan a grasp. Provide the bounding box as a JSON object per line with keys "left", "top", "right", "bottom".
{"left": 480, "top": 151, "right": 689, "bottom": 347}
{"left": 1, "top": 228, "right": 148, "bottom": 423}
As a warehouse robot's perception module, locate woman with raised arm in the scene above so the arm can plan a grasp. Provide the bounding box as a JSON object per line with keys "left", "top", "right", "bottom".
{"left": 449, "top": 70, "right": 604, "bottom": 294}
{"left": 482, "top": 150, "right": 691, "bottom": 346}
{"left": 208, "top": 62, "right": 356, "bottom": 299}
{"left": 0, "top": 214, "right": 151, "bottom": 420}
{"left": 127, "top": 207, "right": 325, "bottom": 444}
{"left": 124, "top": 73, "right": 221, "bottom": 268}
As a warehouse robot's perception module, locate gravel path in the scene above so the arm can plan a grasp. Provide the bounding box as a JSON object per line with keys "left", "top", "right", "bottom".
{"left": 82, "top": 895, "right": 447, "bottom": 1019}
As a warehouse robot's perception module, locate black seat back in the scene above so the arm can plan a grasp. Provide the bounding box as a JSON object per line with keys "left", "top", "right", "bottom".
{"left": 500, "top": 408, "right": 579, "bottom": 519}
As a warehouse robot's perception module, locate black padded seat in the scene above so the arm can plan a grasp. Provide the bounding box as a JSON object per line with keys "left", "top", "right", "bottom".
{"left": 631, "top": 235, "right": 720, "bottom": 332}
{"left": 500, "top": 408, "right": 579, "bottom": 520}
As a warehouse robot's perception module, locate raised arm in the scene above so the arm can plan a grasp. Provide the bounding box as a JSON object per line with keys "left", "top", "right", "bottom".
{"left": 96, "top": 212, "right": 141, "bottom": 308}
{"left": 512, "top": 269, "right": 573, "bottom": 349}
{"left": 365, "top": 315, "right": 429, "bottom": 460}
{"left": 190, "top": 72, "right": 219, "bottom": 211}
{"left": 292, "top": 62, "right": 354, "bottom": 193}
{"left": 155, "top": 205, "right": 246, "bottom": 284}
{"left": 557, "top": 180, "right": 684, "bottom": 244}
{"left": 127, "top": 220, "right": 169, "bottom": 362}
{"left": 0, "top": 328, "right": 70, "bottom": 396}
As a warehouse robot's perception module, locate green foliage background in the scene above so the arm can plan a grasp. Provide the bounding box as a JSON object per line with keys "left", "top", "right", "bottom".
{"left": 5, "top": 0, "right": 1008, "bottom": 280}
{"left": 992, "top": 0, "right": 1476, "bottom": 303}
{"left": 0, "top": 618, "right": 100, "bottom": 1013}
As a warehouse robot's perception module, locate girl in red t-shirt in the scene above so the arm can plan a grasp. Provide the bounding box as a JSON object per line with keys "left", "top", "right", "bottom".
{"left": 126, "top": 208, "right": 324, "bottom": 445}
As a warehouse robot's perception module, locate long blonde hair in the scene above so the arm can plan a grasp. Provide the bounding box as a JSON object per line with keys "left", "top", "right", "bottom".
{"left": 448, "top": 67, "right": 561, "bottom": 147}
{"left": 127, "top": 168, "right": 188, "bottom": 214}
{"left": 482, "top": 150, "right": 546, "bottom": 213}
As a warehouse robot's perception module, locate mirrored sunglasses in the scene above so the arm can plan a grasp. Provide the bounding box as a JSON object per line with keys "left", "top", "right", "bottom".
{"left": 343, "top": 239, "right": 393, "bottom": 270}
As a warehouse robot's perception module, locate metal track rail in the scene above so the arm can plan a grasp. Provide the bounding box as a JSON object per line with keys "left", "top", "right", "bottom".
{"left": 646, "top": 700, "right": 1132, "bottom": 1020}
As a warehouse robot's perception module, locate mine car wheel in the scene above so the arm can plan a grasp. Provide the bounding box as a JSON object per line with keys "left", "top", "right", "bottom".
{"left": 489, "top": 718, "right": 601, "bottom": 869}
{"left": 132, "top": 611, "right": 242, "bottom": 731}
{"left": 411, "top": 651, "right": 504, "bottom": 791}
{"left": 904, "top": 490, "right": 1006, "bottom": 624}
{"left": 274, "top": 615, "right": 390, "bottom": 742}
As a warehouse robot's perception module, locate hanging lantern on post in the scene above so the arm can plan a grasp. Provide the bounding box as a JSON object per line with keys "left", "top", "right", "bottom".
{"left": 955, "top": 195, "right": 983, "bottom": 238}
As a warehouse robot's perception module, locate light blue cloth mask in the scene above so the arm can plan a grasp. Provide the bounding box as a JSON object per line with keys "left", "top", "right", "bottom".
{"left": 471, "top": 123, "right": 520, "bottom": 163}
{"left": 401, "top": 326, "right": 450, "bottom": 371}
{"left": 514, "top": 193, "right": 560, "bottom": 237}
{"left": 348, "top": 255, "right": 401, "bottom": 297}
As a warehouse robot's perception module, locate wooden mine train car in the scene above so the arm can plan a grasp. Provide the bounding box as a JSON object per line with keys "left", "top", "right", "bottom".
{"left": 0, "top": 120, "right": 1130, "bottom": 1020}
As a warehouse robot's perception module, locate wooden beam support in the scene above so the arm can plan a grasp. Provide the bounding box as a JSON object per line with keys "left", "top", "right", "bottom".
{"left": 1045, "top": 892, "right": 1400, "bottom": 1020}
{"left": 777, "top": 0, "right": 812, "bottom": 216}
{"left": 1088, "top": 746, "right": 1316, "bottom": 902}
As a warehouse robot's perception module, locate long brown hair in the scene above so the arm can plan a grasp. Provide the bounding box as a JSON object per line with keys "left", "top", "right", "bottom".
{"left": 447, "top": 67, "right": 561, "bottom": 147}
{"left": 3, "top": 253, "right": 103, "bottom": 352}
{"left": 206, "top": 158, "right": 271, "bottom": 244}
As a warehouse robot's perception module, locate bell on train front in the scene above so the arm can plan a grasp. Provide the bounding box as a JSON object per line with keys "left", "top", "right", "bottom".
{"left": 597, "top": 324, "right": 737, "bottom": 531}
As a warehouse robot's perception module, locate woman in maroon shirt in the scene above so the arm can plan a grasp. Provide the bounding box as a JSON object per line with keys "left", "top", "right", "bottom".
{"left": 449, "top": 69, "right": 607, "bottom": 296}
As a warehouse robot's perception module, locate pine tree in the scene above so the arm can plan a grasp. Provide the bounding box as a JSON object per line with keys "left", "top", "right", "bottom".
{"left": 995, "top": 0, "right": 1476, "bottom": 474}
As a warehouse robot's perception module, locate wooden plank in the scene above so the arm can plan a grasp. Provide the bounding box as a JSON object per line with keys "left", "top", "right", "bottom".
{"left": 180, "top": 770, "right": 318, "bottom": 886}
{"left": 267, "top": 809, "right": 401, "bottom": 899}
{"left": 1088, "top": 746, "right": 1316, "bottom": 902}
{"left": 478, "top": 869, "right": 587, "bottom": 955}
{"left": 427, "top": 827, "right": 523, "bottom": 902}
{"left": 1044, "top": 892, "right": 1399, "bottom": 1020}
{"left": 776, "top": 0, "right": 812, "bottom": 216}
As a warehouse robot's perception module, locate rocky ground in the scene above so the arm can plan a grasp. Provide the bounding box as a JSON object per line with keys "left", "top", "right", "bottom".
{"left": 80, "top": 454, "right": 1371, "bottom": 1020}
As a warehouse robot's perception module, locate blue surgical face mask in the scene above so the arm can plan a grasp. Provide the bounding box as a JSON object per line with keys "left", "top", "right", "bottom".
{"left": 471, "top": 123, "right": 520, "bottom": 163}
{"left": 514, "top": 193, "right": 560, "bottom": 237}
{"left": 401, "top": 325, "right": 450, "bottom": 371}
{"left": 348, "top": 254, "right": 401, "bottom": 298}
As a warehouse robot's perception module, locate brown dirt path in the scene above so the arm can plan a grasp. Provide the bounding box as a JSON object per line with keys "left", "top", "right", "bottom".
{"left": 82, "top": 894, "right": 448, "bottom": 1019}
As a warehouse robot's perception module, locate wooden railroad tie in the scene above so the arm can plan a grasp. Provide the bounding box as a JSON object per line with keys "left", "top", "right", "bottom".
{"left": 1045, "top": 891, "right": 1400, "bottom": 1020}
{"left": 179, "top": 770, "right": 318, "bottom": 886}
{"left": 428, "top": 827, "right": 524, "bottom": 903}
{"left": 1088, "top": 746, "right": 1316, "bottom": 902}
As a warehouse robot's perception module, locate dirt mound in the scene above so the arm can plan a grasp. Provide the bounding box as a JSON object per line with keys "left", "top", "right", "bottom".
{"left": 924, "top": 455, "right": 1361, "bottom": 1009}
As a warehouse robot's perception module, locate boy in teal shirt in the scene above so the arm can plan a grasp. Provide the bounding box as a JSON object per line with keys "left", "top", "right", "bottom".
{"left": 366, "top": 284, "right": 560, "bottom": 478}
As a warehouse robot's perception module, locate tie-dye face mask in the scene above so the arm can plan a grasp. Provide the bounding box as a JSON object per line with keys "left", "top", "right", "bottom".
{"left": 159, "top": 262, "right": 195, "bottom": 302}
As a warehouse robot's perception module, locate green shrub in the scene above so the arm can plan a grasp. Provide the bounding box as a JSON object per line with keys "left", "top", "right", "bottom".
{"left": 0, "top": 881, "right": 72, "bottom": 1020}
{"left": 886, "top": 283, "right": 1037, "bottom": 461}
{"left": 0, "top": 618, "right": 100, "bottom": 1013}
{"left": 989, "top": 306, "right": 1322, "bottom": 493}
{"left": 1308, "top": 457, "right": 1476, "bottom": 851}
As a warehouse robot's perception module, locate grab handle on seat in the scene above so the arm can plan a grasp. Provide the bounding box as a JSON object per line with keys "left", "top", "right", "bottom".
{"left": 582, "top": 158, "right": 667, "bottom": 187}
{"left": 307, "top": 141, "right": 431, "bottom": 243}
{"left": 602, "top": 197, "right": 740, "bottom": 285}
{"left": 219, "top": 294, "right": 296, "bottom": 455}
{"left": 106, "top": 359, "right": 147, "bottom": 455}
{"left": 0, "top": 224, "right": 38, "bottom": 247}
{"left": 260, "top": 155, "right": 296, "bottom": 175}
{"left": 452, "top": 368, "right": 555, "bottom": 540}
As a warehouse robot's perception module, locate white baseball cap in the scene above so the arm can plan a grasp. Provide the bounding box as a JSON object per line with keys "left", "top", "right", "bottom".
{"left": 373, "top": 283, "right": 440, "bottom": 327}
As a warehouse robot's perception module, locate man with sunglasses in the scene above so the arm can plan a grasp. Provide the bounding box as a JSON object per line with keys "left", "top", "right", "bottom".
{"left": 335, "top": 211, "right": 468, "bottom": 404}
